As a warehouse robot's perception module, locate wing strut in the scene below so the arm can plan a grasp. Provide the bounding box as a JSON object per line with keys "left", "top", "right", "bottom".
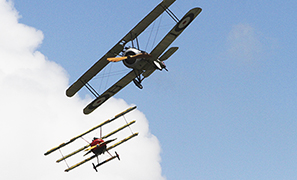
{"left": 83, "top": 80, "right": 99, "bottom": 98}
{"left": 163, "top": 6, "right": 179, "bottom": 23}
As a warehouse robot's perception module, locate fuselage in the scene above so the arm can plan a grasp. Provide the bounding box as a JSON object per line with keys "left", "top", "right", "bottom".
{"left": 122, "top": 48, "right": 150, "bottom": 70}
{"left": 90, "top": 138, "right": 106, "bottom": 155}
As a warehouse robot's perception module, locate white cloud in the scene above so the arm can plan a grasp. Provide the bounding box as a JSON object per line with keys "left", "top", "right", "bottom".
{"left": 226, "top": 23, "right": 263, "bottom": 64}
{"left": 0, "top": 1, "right": 164, "bottom": 179}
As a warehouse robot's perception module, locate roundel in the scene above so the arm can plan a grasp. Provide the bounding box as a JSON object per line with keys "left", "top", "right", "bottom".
{"left": 90, "top": 95, "right": 110, "bottom": 109}
{"left": 175, "top": 13, "right": 194, "bottom": 32}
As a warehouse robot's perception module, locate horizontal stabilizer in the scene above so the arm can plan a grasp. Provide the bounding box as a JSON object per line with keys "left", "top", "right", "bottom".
{"left": 160, "top": 47, "right": 178, "bottom": 61}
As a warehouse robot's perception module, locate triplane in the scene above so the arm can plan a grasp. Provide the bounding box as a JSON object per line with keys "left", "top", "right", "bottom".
{"left": 66, "top": 0, "right": 202, "bottom": 114}
{"left": 44, "top": 106, "right": 138, "bottom": 172}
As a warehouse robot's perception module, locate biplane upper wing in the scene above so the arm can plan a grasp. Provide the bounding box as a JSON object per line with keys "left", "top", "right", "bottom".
{"left": 120, "top": 0, "right": 176, "bottom": 43}
{"left": 143, "top": 7, "right": 202, "bottom": 78}
{"left": 66, "top": 0, "right": 176, "bottom": 97}
{"left": 83, "top": 70, "right": 142, "bottom": 115}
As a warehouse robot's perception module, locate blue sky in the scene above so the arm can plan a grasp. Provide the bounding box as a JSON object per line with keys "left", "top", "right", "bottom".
{"left": 5, "top": 0, "right": 297, "bottom": 179}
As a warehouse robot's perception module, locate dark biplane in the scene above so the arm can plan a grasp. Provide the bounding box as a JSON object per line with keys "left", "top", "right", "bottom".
{"left": 66, "top": 0, "right": 202, "bottom": 114}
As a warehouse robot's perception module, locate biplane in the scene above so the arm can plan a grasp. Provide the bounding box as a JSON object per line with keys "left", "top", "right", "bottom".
{"left": 66, "top": 0, "right": 202, "bottom": 114}
{"left": 44, "top": 106, "right": 138, "bottom": 172}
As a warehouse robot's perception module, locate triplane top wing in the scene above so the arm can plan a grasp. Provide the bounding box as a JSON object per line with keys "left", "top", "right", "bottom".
{"left": 66, "top": 0, "right": 176, "bottom": 97}
{"left": 44, "top": 106, "right": 138, "bottom": 172}
{"left": 66, "top": 0, "right": 202, "bottom": 114}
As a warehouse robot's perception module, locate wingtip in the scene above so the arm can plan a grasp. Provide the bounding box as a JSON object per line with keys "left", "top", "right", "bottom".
{"left": 66, "top": 87, "right": 75, "bottom": 97}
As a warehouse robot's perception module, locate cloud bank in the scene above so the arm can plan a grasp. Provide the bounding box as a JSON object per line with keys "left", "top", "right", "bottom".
{"left": 0, "top": 1, "right": 164, "bottom": 179}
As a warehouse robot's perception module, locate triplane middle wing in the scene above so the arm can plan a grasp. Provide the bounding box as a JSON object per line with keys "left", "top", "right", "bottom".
{"left": 66, "top": 0, "right": 202, "bottom": 114}
{"left": 44, "top": 106, "right": 138, "bottom": 172}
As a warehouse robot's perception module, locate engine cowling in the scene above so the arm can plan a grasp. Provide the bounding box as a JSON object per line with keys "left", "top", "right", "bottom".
{"left": 122, "top": 48, "right": 146, "bottom": 69}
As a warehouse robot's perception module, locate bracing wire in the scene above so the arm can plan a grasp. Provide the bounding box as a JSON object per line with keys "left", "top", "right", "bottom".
{"left": 104, "top": 63, "right": 113, "bottom": 90}
{"left": 145, "top": 20, "right": 156, "bottom": 50}
{"left": 81, "top": 137, "right": 90, "bottom": 144}
{"left": 123, "top": 115, "right": 134, "bottom": 134}
{"left": 59, "top": 149, "right": 70, "bottom": 168}
{"left": 152, "top": 13, "right": 163, "bottom": 49}
{"left": 98, "top": 64, "right": 106, "bottom": 93}
{"left": 93, "top": 69, "right": 129, "bottom": 79}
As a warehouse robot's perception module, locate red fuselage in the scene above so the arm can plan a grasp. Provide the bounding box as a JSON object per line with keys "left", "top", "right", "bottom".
{"left": 90, "top": 138, "right": 106, "bottom": 155}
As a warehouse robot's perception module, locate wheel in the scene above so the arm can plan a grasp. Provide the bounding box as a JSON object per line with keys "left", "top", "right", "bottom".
{"left": 133, "top": 79, "right": 143, "bottom": 89}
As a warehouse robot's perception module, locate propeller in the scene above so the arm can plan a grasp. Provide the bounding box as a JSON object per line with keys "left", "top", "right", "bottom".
{"left": 107, "top": 52, "right": 152, "bottom": 62}
{"left": 84, "top": 144, "right": 99, "bottom": 152}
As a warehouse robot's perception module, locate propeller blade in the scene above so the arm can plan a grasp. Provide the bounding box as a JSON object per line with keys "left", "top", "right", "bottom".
{"left": 107, "top": 56, "right": 128, "bottom": 62}
{"left": 84, "top": 144, "right": 98, "bottom": 152}
{"left": 107, "top": 53, "right": 152, "bottom": 62}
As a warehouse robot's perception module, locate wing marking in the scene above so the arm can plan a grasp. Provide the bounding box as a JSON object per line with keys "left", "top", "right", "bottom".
{"left": 83, "top": 70, "right": 142, "bottom": 114}
{"left": 150, "top": 7, "right": 202, "bottom": 59}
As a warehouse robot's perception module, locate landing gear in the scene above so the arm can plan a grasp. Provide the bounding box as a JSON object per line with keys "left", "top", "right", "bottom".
{"left": 92, "top": 156, "right": 99, "bottom": 172}
{"left": 92, "top": 152, "right": 121, "bottom": 172}
{"left": 115, "top": 151, "right": 120, "bottom": 160}
{"left": 92, "top": 163, "right": 98, "bottom": 172}
{"left": 133, "top": 70, "right": 144, "bottom": 89}
{"left": 133, "top": 79, "right": 143, "bottom": 89}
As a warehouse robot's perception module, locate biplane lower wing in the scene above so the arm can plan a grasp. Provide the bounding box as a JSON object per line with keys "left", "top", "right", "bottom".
{"left": 66, "top": 0, "right": 176, "bottom": 97}
{"left": 66, "top": 44, "right": 123, "bottom": 97}
{"left": 143, "top": 7, "right": 202, "bottom": 78}
{"left": 83, "top": 70, "right": 142, "bottom": 115}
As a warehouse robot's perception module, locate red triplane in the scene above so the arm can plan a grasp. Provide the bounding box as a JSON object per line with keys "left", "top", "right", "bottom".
{"left": 44, "top": 106, "right": 138, "bottom": 172}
